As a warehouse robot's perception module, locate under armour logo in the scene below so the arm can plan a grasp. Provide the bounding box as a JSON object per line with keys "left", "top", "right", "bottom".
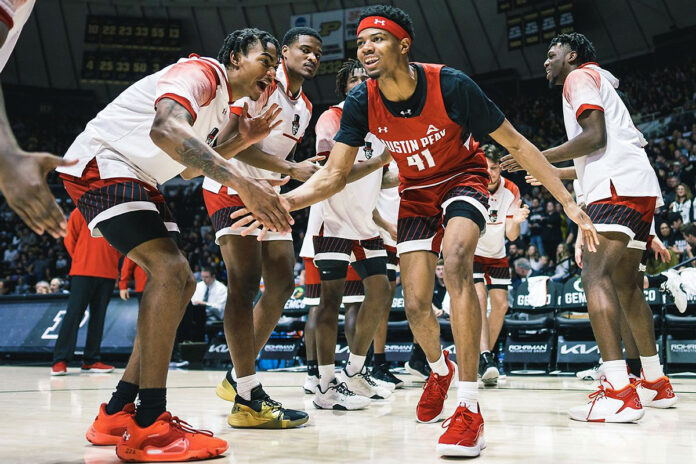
{"left": 378, "top": 127, "right": 388, "bottom": 133}
{"left": 374, "top": 19, "right": 386, "bottom": 25}
{"left": 400, "top": 109, "right": 412, "bottom": 117}
{"left": 426, "top": 124, "right": 439, "bottom": 135}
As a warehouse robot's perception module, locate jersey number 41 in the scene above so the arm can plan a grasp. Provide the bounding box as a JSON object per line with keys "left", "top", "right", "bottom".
{"left": 406, "top": 149, "right": 436, "bottom": 171}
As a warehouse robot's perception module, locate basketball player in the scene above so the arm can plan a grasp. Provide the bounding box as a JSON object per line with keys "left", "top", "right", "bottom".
{"left": 206, "top": 27, "right": 322, "bottom": 429}
{"left": 310, "top": 58, "right": 394, "bottom": 409}
{"left": 503, "top": 32, "right": 676, "bottom": 422}
{"left": 475, "top": 145, "right": 528, "bottom": 386}
{"left": 59, "top": 29, "right": 293, "bottom": 461}
{"left": 230, "top": 6, "right": 597, "bottom": 457}
{"left": 0, "top": 0, "right": 76, "bottom": 238}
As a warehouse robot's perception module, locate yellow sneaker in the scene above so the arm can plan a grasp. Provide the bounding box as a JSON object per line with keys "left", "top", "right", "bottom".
{"left": 227, "top": 386, "right": 309, "bottom": 429}
{"left": 216, "top": 370, "right": 237, "bottom": 402}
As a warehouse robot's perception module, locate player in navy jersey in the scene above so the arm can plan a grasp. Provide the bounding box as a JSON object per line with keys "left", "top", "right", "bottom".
{"left": 230, "top": 5, "right": 598, "bottom": 457}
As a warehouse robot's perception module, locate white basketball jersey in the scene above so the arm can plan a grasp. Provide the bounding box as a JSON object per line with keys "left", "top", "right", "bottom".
{"left": 475, "top": 177, "right": 519, "bottom": 259}
{"left": 562, "top": 63, "right": 662, "bottom": 206}
{"left": 58, "top": 55, "right": 233, "bottom": 187}
{"left": 376, "top": 160, "right": 399, "bottom": 247}
{"left": 203, "top": 60, "right": 312, "bottom": 195}
{"left": 299, "top": 203, "right": 323, "bottom": 259}
{"left": 0, "top": 0, "right": 35, "bottom": 71}
{"left": 316, "top": 102, "right": 384, "bottom": 240}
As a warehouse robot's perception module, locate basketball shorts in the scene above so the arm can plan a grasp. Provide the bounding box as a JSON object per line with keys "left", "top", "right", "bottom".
{"left": 386, "top": 245, "right": 399, "bottom": 282}
{"left": 586, "top": 183, "right": 656, "bottom": 251}
{"left": 303, "top": 257, "right": 365, "bottom": 306}
{"left": 60, "top": 159, "right": 179, "bottom": 255}
{"left": 473, "top": 256, "right": 511, "bottom": 289}
{"left": 313, "top": 235, "right": 387, "bottom": 283}
{"left": 397, "top": 173, "right": 489, "bottom": 255}
{"left": 203, "top": 187, "right": 292, "bottom": 244}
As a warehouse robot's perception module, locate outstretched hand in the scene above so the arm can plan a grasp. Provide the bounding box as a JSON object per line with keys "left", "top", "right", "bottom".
{"left": 0, "top": 151, "right": 78, "bottom": 238}
{"left": 563, "top": 202, "right": 599, "bottom": 253}
{"left": 234, "top": 176, "right": 293, "bottom": 240}
{"left": 290, "top": 155, "right": 325, "bottom": 182}
{"left": 510, "top": 199, "right": 530, "bottom": 223}
{"left": 499, "top": 154, "right": 523, "bottom": 172}
{"left": 238, "top": 102, "right": 282, "bottom": 146}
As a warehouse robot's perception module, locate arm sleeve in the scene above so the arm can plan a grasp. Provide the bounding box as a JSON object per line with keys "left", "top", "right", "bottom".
{"left": 563, "top": 69, "right": 604, "bottom": 120}
{"left": 334, "top": 84, "right": 370, "bottom": 147}
{"left": 155, "top": 60, "right": 219, "bottom": 122}
{"left": 440, "top": 67, "right": 505, "bottom": 140}
{"left": 315, "top": 108, "right": 342, "bottom": 156}
{"left": 63, "top": 211, "right": 81, "bottom": 257}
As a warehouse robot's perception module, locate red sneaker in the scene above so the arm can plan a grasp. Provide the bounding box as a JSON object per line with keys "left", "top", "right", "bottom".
{"left": 416, "top": 350, "right": 456, "bottom": 423}
{"left": 86, "top": 403, "right": 135, "bottom": 445}
{"left": 638, "top": 376, "right": 678, "bottom": 408}
{"left": 82, "top": 362, "right": 115, "bottom": 373}
{"left": 51, "top": 361, "right": 67, "bottom": 376}
{"left": 436, "top": 404, "right": 485, "bottom": 457}
{"left": 116, "top": 413, "right": 228, "bottom": 462}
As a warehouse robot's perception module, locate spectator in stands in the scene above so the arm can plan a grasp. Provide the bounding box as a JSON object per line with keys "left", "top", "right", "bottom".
{"left": 670, "top": 183, "right": 693, "bottom": 224}
{"left": 531, "top": 255, "right": 553, "bottom": 277}
{"left": 527, "top": 198, "right": 545, "bottom": 256}
{"left": 663, "top": 175, "right": 680, "bottom": 206}
{"left": 431, "top": 259, "right": 447, "bottom": 316}
{"left": 512, "top": 258, "right": 532, "bottom": 289}
{"left": 551, "top": 243, "right": 572, "bottom": 282}
{"left": 35, "top": 280, "right": 49, "bottom": 294}
{"left": 191, "top": 267, "right": 227, "bottom": 322}
{"left": 682, "top": 223, "right": 696, "bottom": 266}
{"left": 668, "top": 213, "right": 688, "bottom": 258}
{"left": 51, "top": 210, "right": 120, "bottom": 376}
{"left": 0, "top": 279, "right": 8, "bottom": 295}
{"left": 526, "top": 245, "right": 542, "bottom": 272}
{"left": 541, "top": 201, "right": 562, "bottom": 257}
{"left": 49, "top": 277, "right": 66, "bottom": 294}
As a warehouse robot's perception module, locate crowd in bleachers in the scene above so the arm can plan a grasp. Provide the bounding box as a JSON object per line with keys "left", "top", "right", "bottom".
{"left": 1, "top": 56, "right": 695, "bottom": 295}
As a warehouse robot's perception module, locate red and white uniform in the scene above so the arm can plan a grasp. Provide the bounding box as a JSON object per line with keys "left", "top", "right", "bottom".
{"left": 376, "top": 160, "right": 400, "bottom": 274}
{"left": 473, "top": 177, "right": 519, "bottom": 286}
{"left": 0, "top": 0, "right": 34, "bottom": 71}
{"left": 562, "top": 63, "right": 662, "bottom": 249}
{"left": 203, "top": 60, "right": 312, "bottom": 242}
{"left": 58, "top": 54, "right": 231, "bottom": 234}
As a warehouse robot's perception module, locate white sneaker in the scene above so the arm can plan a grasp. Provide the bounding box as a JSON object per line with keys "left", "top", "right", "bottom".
{"left": 661, "top": 269, "right": 687, "bottom": 313}
{"left": 576, "top": 363, "right": 602, "bottom": 380}
{"left": 370, "top": 374, "right": 396, "bottom": 392}
{"left": 568, "top": 379, "right": 644, "bottom": 423}
{"left": 337, "top": 367, "right": 392, "bottom": 399}
{"left": 313, "top": 379, "right": 370, "bottom": 410}
{"left": 637, "top": 376, "right": 678, "bottom": 408}
{"left": 303, "top": 375, "right": 319, "bottom": 394}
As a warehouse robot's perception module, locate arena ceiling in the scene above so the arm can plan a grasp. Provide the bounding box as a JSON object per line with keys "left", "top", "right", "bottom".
{"left": 2, "top": 0, "right": 695, "bottom": 105}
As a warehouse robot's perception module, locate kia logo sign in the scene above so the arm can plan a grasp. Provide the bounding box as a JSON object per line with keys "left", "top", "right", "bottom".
{"left": 559, "top": 343, "right": 600, "bottom": 355}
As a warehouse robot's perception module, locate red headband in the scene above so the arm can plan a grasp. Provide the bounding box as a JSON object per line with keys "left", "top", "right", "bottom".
{"left": 357, "top": 16, "right": 412, "bottom": 43}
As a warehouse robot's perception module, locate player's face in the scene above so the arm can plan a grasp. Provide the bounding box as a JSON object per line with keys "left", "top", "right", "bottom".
{"left": 486, "top": 158, "right": 501, "bottom": 189}
{"left": 235, "top": 41, "right": 278, "bottom": 100}
{"left": 283, "top": 35, "right": 322, "bottom": 80}
{"left": 544, "top": 43, "right": 569, "bottom": 87}
{"left": 345, "top": 68, "right": 368, "bottom": 94}
{"left": 356, "top": 29, "right": 403, "bottom": 78}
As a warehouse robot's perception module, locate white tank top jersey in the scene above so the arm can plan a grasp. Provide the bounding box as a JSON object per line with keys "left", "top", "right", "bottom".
{"left": 475, "top": 176, "right": 520, "bottom": 259}
{"left": 0, "top": 0, "right": 35, "bottom": 71}
{"left": 299, "top": 203, "right": 323, "bottom": 259}
{"left": 58, "top": 55, "right": 234, "bottom": 187}
{"left": 203, "top": 60, "right": 312, "bottom": 195}
{"left": 562, "top": 63, "right": 662, "bottom": 206}
{"left": 315, "top": 101, "right": 385, "bottom": 240}
{"left": 376, "top": 160, "right": 399, "bottom": 247}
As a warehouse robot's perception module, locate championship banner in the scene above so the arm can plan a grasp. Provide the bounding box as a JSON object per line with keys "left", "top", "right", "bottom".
{"left": 540, "top": 7, "right": 557, "bottom": 41}
{"left": 523, "top": 11, "right": 540, "bottom": 46}
{"left": 507, "top": 16, "right": 523, "bottom": 50}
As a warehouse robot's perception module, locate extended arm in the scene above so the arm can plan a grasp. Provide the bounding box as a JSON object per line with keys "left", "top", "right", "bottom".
{"left": 543, "top": 110, "right": 606, "bottom": 163}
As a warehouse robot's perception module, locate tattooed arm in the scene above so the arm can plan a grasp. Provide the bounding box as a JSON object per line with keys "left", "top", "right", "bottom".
{"left": 150, "top": 98, "right": 293, "bottom": 232}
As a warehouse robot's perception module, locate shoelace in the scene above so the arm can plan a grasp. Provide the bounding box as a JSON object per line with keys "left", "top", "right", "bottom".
{"left": 332, "top": 382, "right": 355, "bottom": 396}
{"left": 441, "top": 408, "right": 474, "bottom": 432}
{"left": 359, "top": 369, "right": 379, "bottom": 387}
{"left": 169, "top": 416, "right": 214, "bottom": 437}
{"left": 422, "top": 374, "right": 448, "bottom": 403}
{"left": 585, "top": 375, "right": 617, "bottom": 420}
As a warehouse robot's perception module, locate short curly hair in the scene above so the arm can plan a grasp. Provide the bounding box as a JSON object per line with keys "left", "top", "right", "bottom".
{"left": 217, "top": 28, "right": 280, "bottom": 66}
{"left": 482, "top": 144, "right": 503, "bottom": 163}
{"left": 335, "top": 59, "right": 364, "bottom": 97}
{"left": 358, "top": 5, "right": 415, "bottom": 42}
{"left": 549, "top": 32, "right": 597, "bottom": 66}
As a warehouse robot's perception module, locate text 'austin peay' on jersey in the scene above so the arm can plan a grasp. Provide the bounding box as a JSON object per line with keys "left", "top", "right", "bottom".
{"left": 335, "top": 63, "right": 504, "bottom": 194}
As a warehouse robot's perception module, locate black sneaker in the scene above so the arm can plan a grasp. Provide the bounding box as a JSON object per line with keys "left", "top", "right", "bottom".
{"left": 478, "top": 351, "right": 499, "bottom": 386}
{"left": 405, "top": 359, "right": 431, "bottom": 381}
{"left": 372, "top": 363, "right": 405, "bottom": 389}
{"left": 228, "top": 385, "right": 309, "bottom": 429}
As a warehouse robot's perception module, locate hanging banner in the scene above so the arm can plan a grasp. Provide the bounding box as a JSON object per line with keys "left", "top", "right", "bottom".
{"left": 290, "top": 10, "right": 344, "bottom": 61}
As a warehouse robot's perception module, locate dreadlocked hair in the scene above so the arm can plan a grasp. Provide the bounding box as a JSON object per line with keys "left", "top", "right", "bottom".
{"left": 335, "top": 59, "right": 364, "bottom": 97}
{"left": 549, "top": 32, "right": 597, "bottom": 66}
{"left": 358, "top": 5, "right": 415, "bottom": 42}
{"left": 482, "top": 144, "right": 503, "bottom": 163}
{"left": 217, "top": 28, "right": 280, "bottom": 66}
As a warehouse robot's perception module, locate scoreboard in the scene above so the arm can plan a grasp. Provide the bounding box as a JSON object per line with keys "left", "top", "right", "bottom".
{"left": 81, "top": 16, "right": 182, "bottom": 85}
{"left": 507, "top": 2, "right": 574, "bottom": 50}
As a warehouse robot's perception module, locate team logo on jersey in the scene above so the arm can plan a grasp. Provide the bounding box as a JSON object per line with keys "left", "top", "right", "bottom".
{"left": 292, "top": 114, "right": 300, "bottom": 136}
{"left": 400, "top": 109, "right": 412, "bottom": 117}
{"left": 364, "top": 142, "right": 373, "bottom": 159}
{"left": 206, "top": 127, "right": 219, "bottom": 147}
{"left": 426, "top": 124, "right": 440, "bottom": 135}
{"left": 489, "top": 209, "right": 498, "bottom": 222}
{"left": 378, "top": 127, "right": 388, "bottom": 133}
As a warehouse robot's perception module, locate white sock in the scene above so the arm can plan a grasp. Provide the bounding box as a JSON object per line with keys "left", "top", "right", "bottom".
{"left": 236, "top": 374, "right": 260, "bottom": 401}
{"left": 640, "top": 355, "right": 664, "bottom": 382}
{"left": 428, "top": 352, "right": 449, "bottom": 376}
{"left": 457, "top": 381, "right": 479, "bottom": 413}
{"left": 602, "top": 360, "right": 629, "bottom": 389}
{"left": 345, "top": 353, "right": 366, "bottom": 376}
{"left": 231, "top": 367, "right": 237, "bottom": 381}
{"left": 318, "top": 364, "right": 336, "bottom": 391}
